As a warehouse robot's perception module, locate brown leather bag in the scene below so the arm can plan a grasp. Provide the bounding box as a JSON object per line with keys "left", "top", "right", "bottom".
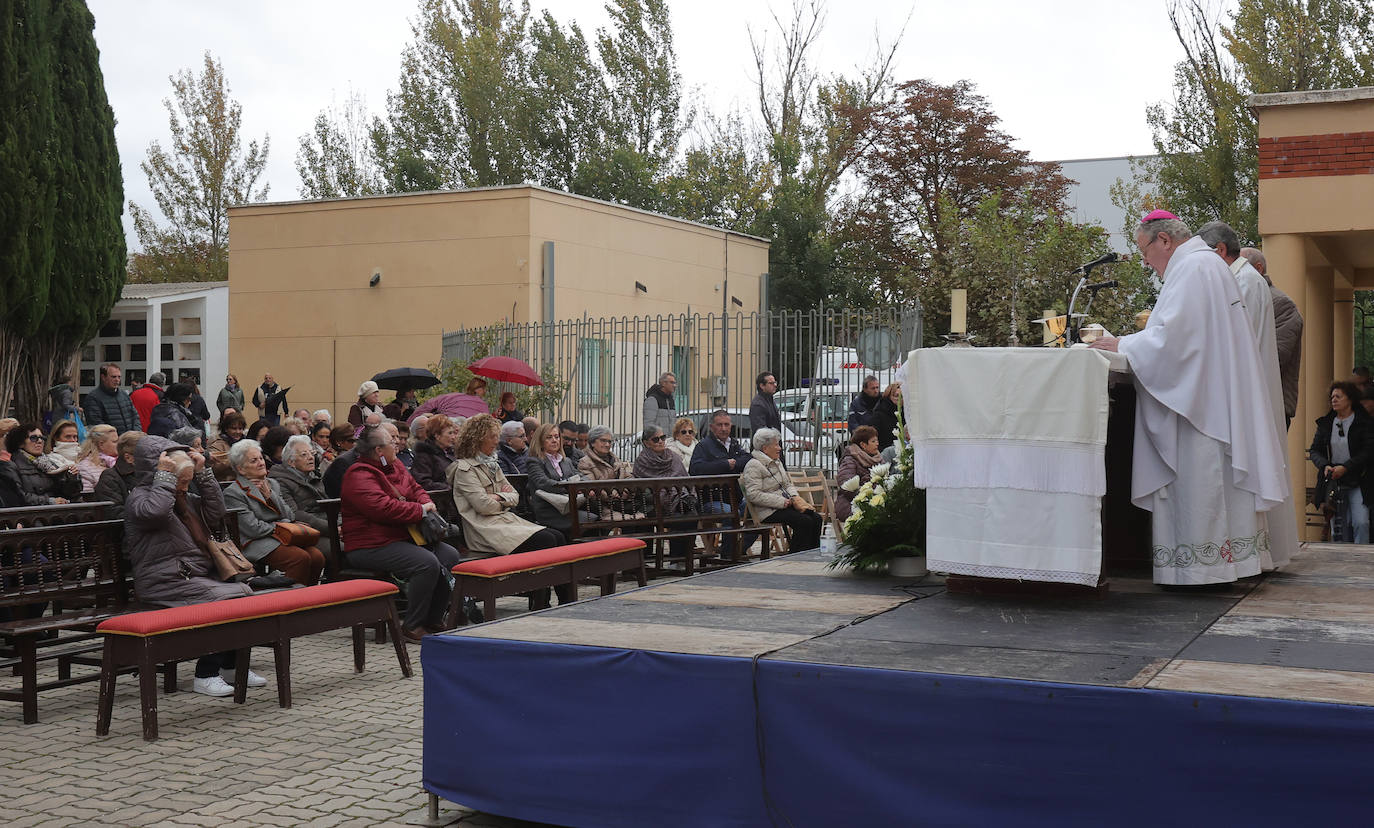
{"left": 207, "top": 538, "right": 255, "bottom": 581}
{"left": 273, "top": 521, "right": 322, "bottom": 547}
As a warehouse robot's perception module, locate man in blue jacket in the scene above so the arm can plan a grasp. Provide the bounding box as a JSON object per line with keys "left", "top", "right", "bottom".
{"left": 82, "top": 363, "right": 140, "bottom": 434}
{"left": 690, "top": 410, "right": 757, "bottom": 559}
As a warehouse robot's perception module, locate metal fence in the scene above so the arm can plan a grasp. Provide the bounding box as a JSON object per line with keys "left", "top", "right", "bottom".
{"left": 442, "top": 304, "right": 922, "bottom": 471}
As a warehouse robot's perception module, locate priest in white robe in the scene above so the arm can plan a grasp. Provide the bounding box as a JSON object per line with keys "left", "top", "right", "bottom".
{"left": 1090, "top": 211, "right": 1289, "bottom": 585}
{"left": 1197, "top": 221, "right": 1296, "bottom": 571}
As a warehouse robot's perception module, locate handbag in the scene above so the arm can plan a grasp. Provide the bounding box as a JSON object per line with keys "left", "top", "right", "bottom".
{"left": 207, "top": 537, "right": 255, "bottom": 581}
{"left": 407, "top": 509, "right": 454, "bottom": 546}
{"left": 274, "top": 521, "right": 322, "bottom": 546}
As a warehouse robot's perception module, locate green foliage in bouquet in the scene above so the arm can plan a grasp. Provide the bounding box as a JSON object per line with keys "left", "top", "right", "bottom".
{"left": 828, "top": 410, "right": 926, "bottom": 573}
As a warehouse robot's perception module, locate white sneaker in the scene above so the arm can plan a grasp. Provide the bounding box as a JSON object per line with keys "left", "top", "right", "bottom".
{"left": 193, "top": 675, "right": 235, "bottom": 697}
{"left": 221, "top": 668, "right": 268, "bottom": 688}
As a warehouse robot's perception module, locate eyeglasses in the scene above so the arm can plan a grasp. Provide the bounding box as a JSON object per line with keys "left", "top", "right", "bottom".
{"left": 647, "top": 435, "right": 666, "bottom": 443}
{"left": 678, "top": 429, "right": 695, "bottom": 436}
{"left": 26, "top": 435, "right": 43, "bottom": 443}
{"left": 1338, "top": 422, "right": 1346, "bottom": 438}
{"left": 1138, "top": 234, "right": 1162, "bottom": 255}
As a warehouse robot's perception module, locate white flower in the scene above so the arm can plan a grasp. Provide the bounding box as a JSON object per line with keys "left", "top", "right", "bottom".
{"left": 858, "top": 482, "right": 874, "bottom": 499}
{"left": 850, "top": 506, "right": 863, "bottom": 523}
{"left": 869, "top": 491, "right": 886, "bottom": 508}
{"left": 870, "top": 462, "right": 891, "bottom": 479}
{"left": 884, "top": 475, "right": 898, "bottom": 491}
{"left": 840, "top": 476, "right": 861, "bottom": 493}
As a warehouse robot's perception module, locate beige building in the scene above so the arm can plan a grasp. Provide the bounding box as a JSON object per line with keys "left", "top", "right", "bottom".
{"left": 227, "top": 185, "right": 770, "bottom": 421}
{"left": 1252, "top": 86, "right": 1374, "bottom": 538}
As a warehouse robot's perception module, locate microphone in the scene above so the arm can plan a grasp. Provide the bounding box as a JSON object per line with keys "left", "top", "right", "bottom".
{"left": 1073, "top": 252, "right": 1119, "bottom": 274}
{"left": 1085, "top": 279, "right": 1118, "bottom": 291}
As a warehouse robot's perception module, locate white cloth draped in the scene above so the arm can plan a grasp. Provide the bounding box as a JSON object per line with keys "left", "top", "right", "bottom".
{"left": 907, "top": 348, "right": 1109, "bottom": 585}
{"left": 1230, "top": 256, "right": 1296, "bottom": 571}
{"left": 1118, "top": 236, "right": 1289, "bottom": 584}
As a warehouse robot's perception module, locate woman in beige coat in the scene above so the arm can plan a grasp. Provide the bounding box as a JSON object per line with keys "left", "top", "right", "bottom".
{"left": 446, "top": 414, "right": 566, "bottom": 557}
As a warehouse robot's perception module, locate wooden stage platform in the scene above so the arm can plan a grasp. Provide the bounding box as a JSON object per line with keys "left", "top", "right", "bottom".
{"left": 422, "top": 543, "right": 1374, "bottom": 827}
{"left": 444, "top": 542, "right": 1374, "bottom": 706}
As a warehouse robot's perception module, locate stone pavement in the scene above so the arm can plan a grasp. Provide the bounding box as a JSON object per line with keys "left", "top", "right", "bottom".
{"left": 0, "top": 579, "right": 675, "bottom": 827}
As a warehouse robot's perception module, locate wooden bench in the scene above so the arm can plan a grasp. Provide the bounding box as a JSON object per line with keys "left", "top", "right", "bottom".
{"left": 96, "top": 578, "right": 409, "bottom": 740}
{"left": 448, "top": 537, "right": 647, "bottom": 624}
{"left": 0, "top": 501, "right": 113, "bottom": 530}
{"left": 562, "top": 475, "right": 771, "bottom": 575}
{"left": 0, "top": 519, "right": 139, "bottom": 723}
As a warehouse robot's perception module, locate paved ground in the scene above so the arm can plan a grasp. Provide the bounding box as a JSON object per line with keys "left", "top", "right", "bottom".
{"left": 0, "top": 579, "right": 674, "bottom": 827}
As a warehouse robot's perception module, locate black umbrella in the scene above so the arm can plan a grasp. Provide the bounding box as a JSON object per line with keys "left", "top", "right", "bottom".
{"left": 371, "top": 367, "right": 440, "bottom": 392}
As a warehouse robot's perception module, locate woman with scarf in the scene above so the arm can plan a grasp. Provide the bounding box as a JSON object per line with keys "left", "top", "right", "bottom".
{"left": 123, "top": 435, "right": 259, "bottom": 697}
{"left": 217, "top": 374, "right": 245, "bottom": 418}
{"left": 347, "top": 381, "right": 386, "bottom": 428}
{"left": 447, "top": 414, "right": 564, "bottom": 557}
{"left": 668, "top": 416, "right": 697, "bottom": 469}
{"left": 74, "top": 424, "right": 119, "bottom": 494}
{"left": 525, "top": 422, "right": 585, "bottom": 536}
{"left": 835, "top": 425, "right": 881, "bottom": 522}
{"left": 223, "top": 439, "right": 325, "bottom": 585}
{"left": 632, "top": 424, "right": 700, "bottom": 563}
{"left": 208, "top": 411, "right": 247, "bottom": 480}
{"left": 2, "top": 423, "right": 80, "bottom": 505}
{"left": 411, "top": 414, "right": 458, "bottom": 489}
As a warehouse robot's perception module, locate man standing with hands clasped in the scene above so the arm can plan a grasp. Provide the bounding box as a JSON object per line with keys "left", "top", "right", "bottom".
{"left": 1090, "top": 210, "right": 1288, "bottom": 586}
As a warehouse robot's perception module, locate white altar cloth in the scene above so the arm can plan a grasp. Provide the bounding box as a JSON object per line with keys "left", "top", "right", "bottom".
{"left": 906, "top": 347, "right": 1112, "bottom": 586}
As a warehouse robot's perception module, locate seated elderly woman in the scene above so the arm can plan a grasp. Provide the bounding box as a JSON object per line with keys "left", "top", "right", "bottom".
{"left": 668, "top": 416, "right": 697, "bottom": 469}
{"left": 835, "top": 425, "right": 881, "bottom": 522}
{"left": 3, "top": 422, "right": 80, "bottom": 505}
{"left": 329, "top": 423, "right": 357, "bottom": 456}
{"left": 208, "top": 411, "right": 247, "bottom": 480}
{"left": 410, "top": 414, "right": 457, "bottom": 490}
{"left": 268, "top": 435, "right": 331, "bottom": 549}
{"left": 124, "top": 435, "right": 260, "bottom": 697}
{"left": 168, "top": 426, "right": 204, "bottom": 451}
{"left": 632, "top": 424, "right": 699, "bottom": 563}
{"left": 223, "top": 439, "right": 325, "bottom": 585}
{"left": 447, "top": 415, "right": 568, "bottom": 607}
{"left": 497, "top": 420, "right": 528, "bottom": 474}
{"left": 577, "top": 425, "right": 633, "bottom": 482}
{"left": 74, "top": 424, "right": 119, "bottom": 494}
{"left": 740, "top": 427, "right": 822, "bottom": 553}
{"left": 341, "top": 424, "right": 461, "bottom": 641}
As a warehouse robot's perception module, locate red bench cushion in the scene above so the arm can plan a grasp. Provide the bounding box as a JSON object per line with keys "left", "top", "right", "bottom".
{"left": 453, "top": 537, "right": 645, "bottom": 579}
{"left": 98, "top": 580, "right": 399, "bottom": 637}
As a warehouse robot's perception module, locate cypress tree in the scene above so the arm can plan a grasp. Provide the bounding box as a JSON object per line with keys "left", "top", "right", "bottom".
{"left": 1, "top": 0, "right": 124, "bottom": 420}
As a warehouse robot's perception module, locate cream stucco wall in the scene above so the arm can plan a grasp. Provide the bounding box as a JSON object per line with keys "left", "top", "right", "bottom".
{"left": 228, "top": 186, "right": 769, "bottom": 420}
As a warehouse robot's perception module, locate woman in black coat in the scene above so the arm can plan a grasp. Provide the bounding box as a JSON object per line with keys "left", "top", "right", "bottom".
{"left": 3, "top": 423, "right": 80, "bottom": 505}
{"left": 410, "top": 415, "right": 458, "bottom": 490}
{"left": 1308, "top": 381, "right": 1374, "bottom": 543}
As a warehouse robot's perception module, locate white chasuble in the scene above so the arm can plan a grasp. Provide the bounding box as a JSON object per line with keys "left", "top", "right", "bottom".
{"left": 1230, "top": 256, "right": 1296, "bottom": 570}
{"left": 1118, "top": 236, "right": 1288, "bottom": 585}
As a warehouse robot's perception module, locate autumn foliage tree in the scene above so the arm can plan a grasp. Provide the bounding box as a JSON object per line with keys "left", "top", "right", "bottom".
{"left": 129, "top": 52, "right": 269, "bottom": 283}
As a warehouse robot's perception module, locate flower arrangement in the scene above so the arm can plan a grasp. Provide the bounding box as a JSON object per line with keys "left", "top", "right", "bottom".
{"left": 828, "top": 408, "right": 926, "bottom": 573}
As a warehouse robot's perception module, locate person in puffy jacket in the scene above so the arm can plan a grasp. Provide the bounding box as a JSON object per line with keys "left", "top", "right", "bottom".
{"left": 148, "top": 383, "right": 205, "bottom": 438}
{"left": 82, "top": 363, "right": 140, "bottom": 434}
{"left": 340, "top": 424, "right": 461, "bottom": 642}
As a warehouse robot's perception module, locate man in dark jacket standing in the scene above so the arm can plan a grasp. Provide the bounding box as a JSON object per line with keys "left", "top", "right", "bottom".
{"left": 642, "top": 372, "right": 677, "bottom": 434}
{"left": 83, "top": 363, "right": 140, "bottom": 434}
{"left": 847, "top": 375, "right": 882, "bottom": 432}
{"left": 749, "top": 372, "right": 781, "bottom": 434}
{"left": 252, "top": 374, "right": 288, "bottom": 426}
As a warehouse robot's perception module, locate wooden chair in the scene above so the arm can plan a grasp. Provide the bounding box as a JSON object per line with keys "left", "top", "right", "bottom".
{"left": 790, "top": 467, "right": 844, "bottom": 541}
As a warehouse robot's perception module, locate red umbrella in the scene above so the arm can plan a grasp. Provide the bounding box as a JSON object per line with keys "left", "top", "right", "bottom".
{"left": 407, "top": 393, "right": 491, "bottom": 424}
{"left": 468, "top": 355, "right": 543, "bottom": 386}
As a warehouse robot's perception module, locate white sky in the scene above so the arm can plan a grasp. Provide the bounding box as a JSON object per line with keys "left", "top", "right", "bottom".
{"left": 87, "top": 0, "right": 1186, "bottom": 249}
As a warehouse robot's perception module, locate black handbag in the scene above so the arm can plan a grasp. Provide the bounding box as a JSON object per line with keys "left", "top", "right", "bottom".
{"left": 409, "top": 509, "right": 460, "bottom": 546}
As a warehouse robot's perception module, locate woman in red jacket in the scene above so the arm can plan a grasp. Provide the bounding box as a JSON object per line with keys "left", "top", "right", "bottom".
{"left": 340, "top": 423, "right": 461, "bottom": 642}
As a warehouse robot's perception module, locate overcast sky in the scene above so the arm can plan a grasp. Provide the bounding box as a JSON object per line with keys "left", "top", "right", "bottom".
{"left": 87, "top": 0, "right": 1186, "bottom": 249}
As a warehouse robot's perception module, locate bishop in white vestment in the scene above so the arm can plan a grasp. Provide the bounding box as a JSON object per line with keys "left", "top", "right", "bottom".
{"left": 1091, "top": 212, "right": 1289, "bottom": 585}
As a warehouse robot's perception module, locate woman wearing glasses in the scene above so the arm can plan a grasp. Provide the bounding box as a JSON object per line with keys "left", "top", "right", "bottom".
{"left": 1309, "top": 381, "right": 1374, "bottom": 543}
{"left": 1, "top": 424, "right": 81, "bottom": 505}
{"left": 668, "top": 417, "right": 697, "bottom": 469}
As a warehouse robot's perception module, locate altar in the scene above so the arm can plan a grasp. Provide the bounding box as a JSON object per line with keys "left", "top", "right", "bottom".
{"left": 906, "top": 346, "right": 1148, "bottom": 590}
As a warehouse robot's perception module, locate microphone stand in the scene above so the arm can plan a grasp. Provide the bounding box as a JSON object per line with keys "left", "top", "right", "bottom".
{"left": 1066, "top": 261, "right": 1108, "bottom": 344}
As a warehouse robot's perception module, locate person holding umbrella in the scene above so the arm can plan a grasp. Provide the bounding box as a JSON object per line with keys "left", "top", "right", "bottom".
{"left": 384, "top": 389, "right": 418, "bottom": 421}
{"left": 251, "top": 374, "right": 289, "bottom": 426}
{"left": 348, "top": 381, "right": 385, "bottom": 428}
{"left": 495, "top": 391, "right": 523, "bottom": 424}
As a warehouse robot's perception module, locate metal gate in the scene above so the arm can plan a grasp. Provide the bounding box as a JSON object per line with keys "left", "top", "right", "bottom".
{"left": 441, "top": 304, "right": 922, "bottom": 471}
